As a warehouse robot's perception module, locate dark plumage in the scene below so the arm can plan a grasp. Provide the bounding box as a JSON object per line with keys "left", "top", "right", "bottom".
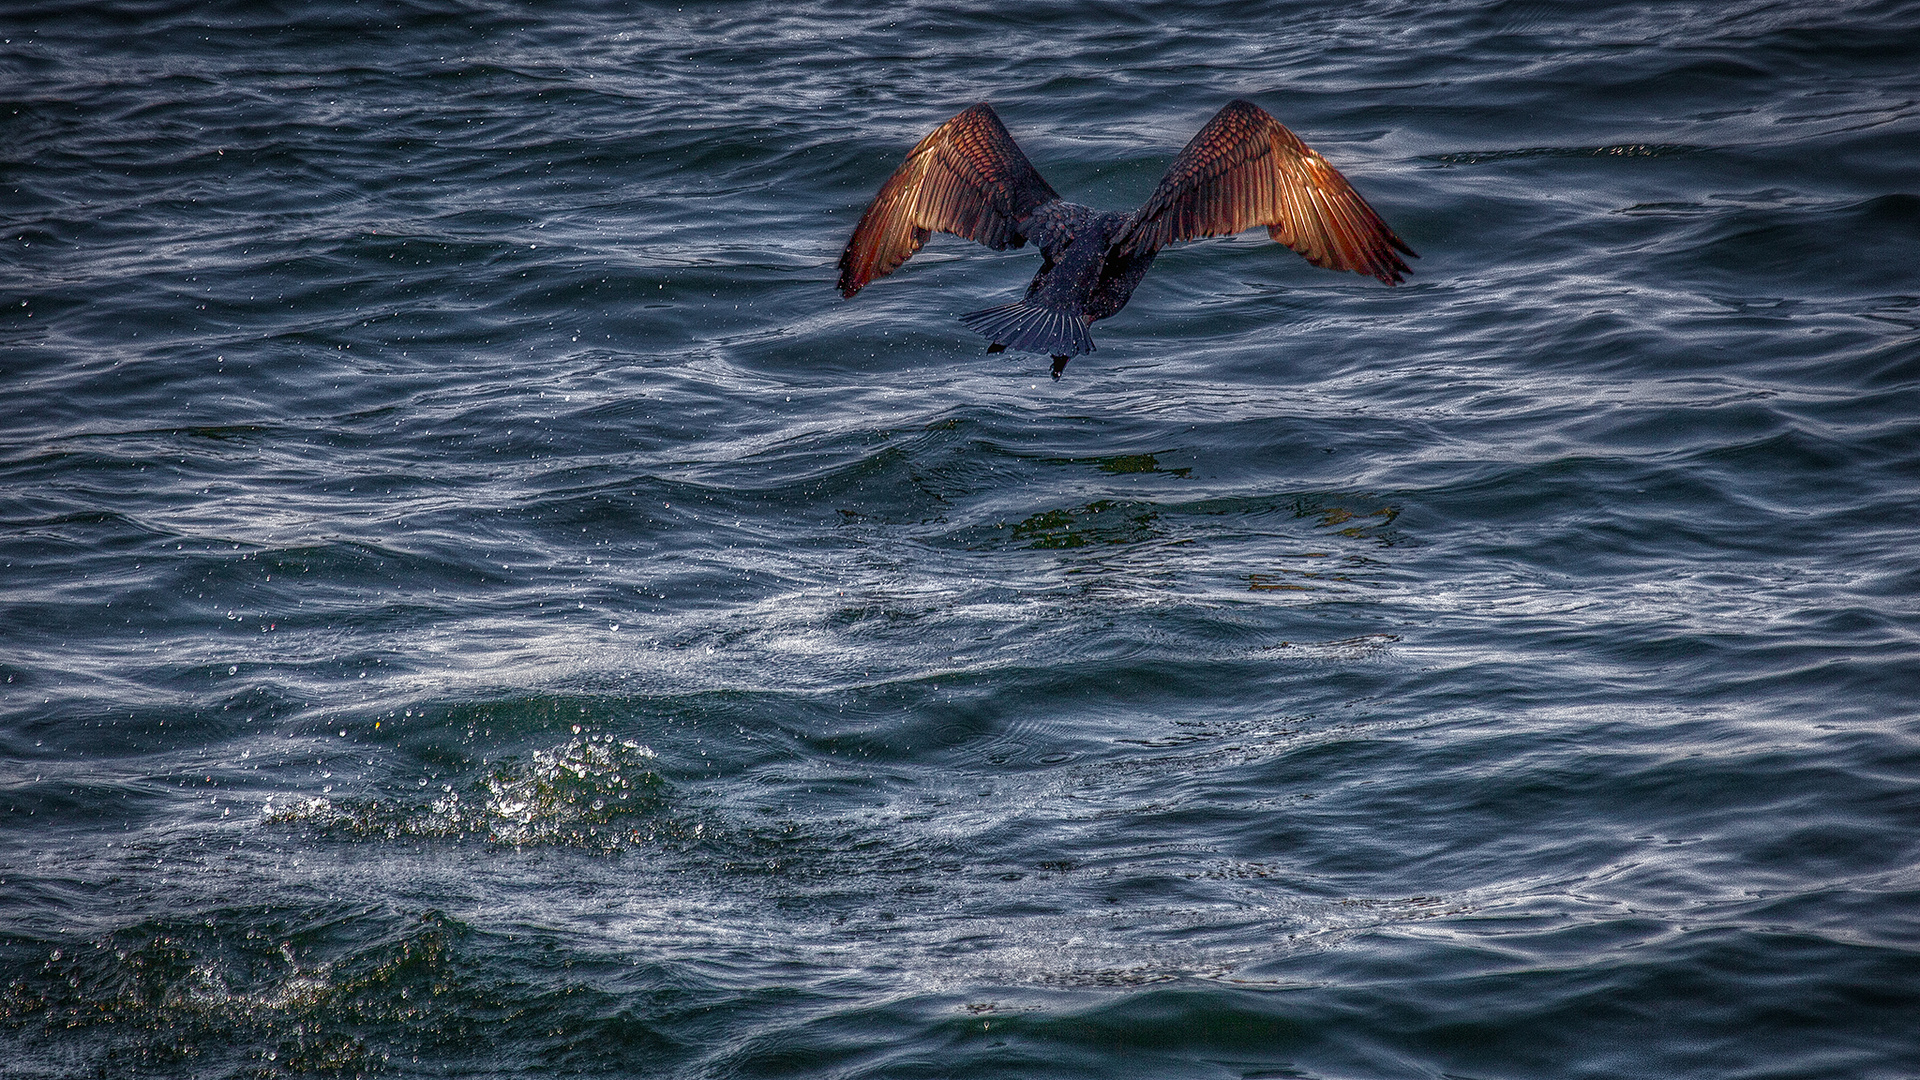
{"left": 837, "top": 100, "right": 1417, "bottom": 377}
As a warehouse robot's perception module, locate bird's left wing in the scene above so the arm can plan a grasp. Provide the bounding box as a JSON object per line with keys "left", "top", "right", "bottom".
{"left": 1111, "top": 99, "right": 1415, "bottom": 285}
{"left": 837, "top": 103, "right": 1060, "bottom": 298}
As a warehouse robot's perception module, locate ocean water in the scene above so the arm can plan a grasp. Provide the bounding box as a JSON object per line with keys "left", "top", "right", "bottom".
{"left": 4, "top": 1, "right": 1919, "bottom": 1076}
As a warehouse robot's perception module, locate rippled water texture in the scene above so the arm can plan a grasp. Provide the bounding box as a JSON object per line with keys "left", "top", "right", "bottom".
{"left": 4, "top": 1, "right": 1920, "bottom": 1077}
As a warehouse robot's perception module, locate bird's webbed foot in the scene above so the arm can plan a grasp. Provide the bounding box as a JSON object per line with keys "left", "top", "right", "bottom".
{"left": 1050, "top": 355, "right": 1071, "bottom": 380}
{"left": 987, "top": 342, "right": 1007, "bottom": 354}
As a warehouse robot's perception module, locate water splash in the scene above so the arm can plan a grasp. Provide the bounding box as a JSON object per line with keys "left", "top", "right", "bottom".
{"left": 267, "top": 734, "right": 670, "bottom": 850}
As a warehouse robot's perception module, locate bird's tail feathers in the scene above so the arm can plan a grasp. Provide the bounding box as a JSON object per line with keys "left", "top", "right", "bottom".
{"left": 960, "top": 300, "right": 1095, "bottom": 357}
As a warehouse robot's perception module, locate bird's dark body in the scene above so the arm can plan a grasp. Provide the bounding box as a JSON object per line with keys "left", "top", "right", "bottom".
{"left": 1024, "top": 203, "right": 1155, "bottom": 323}
{"left": 963, "top": 204, "right": 1158, "bottom": 373}
{"left": 836, "top": 100, "right": 1416, "bottom": 377}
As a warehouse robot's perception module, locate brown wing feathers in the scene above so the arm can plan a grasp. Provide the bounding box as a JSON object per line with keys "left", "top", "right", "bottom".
{"left": 836, "top": 103, "right": 1060, "bottom": 298}
{"left": 1116, "top": 99, "right": 1416, "bottom": 285}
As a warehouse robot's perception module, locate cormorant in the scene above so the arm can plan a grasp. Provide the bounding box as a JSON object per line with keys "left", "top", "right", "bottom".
{"left": 836, "top": 100, "right": 1416, "bottom": 378}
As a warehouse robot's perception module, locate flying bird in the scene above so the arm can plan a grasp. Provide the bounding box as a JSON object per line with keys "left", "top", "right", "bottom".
{"left": 836, "top": 99, "right": 1416, "bottom": 377}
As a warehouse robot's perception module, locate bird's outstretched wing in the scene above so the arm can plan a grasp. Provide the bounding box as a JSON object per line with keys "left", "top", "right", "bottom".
{"left": 837, "top": 103, "right": 1061, "bottom": 298}
{"left": 1111, "top": 99, "right": 1415, "bottom": 285}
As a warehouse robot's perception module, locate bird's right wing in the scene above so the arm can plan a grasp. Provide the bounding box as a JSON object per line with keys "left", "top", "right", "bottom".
{"left": 837, "top": 103, "right": 1060, "bottom": 298}
{"left": 1112, "top": 100, "right": 1415, "bottom": 285}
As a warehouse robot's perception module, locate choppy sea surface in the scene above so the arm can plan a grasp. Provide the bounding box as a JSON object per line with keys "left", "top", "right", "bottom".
{"left": 4, "top": 1, "right": 1919, "bottom": 1076}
